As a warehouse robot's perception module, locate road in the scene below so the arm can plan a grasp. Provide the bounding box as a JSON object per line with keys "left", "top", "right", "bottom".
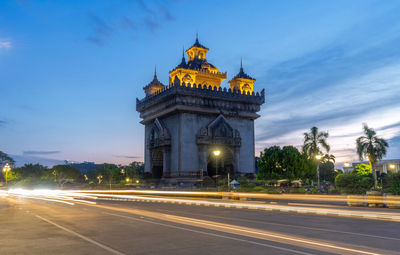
{"left": 1, "top": 194, "right": 400, "bottom": 255}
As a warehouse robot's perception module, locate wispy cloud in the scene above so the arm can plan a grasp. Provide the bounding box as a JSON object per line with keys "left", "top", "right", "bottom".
{"left": 86, "top": 0, "right": 175, "bottom": 46}
{"left": 255, "top": 8, "right": 400, "bottom": 163}
{"left": 0, "top": 119, "right": 7, "bottom": 127}
{"left": 0, "top": 40, "right": 11, "bottom": 49}
{"left": 113, "top": 154, "right": 140, "bottom": 159}
{"left": 23, "top": 150, "right": 61, "bottom": 155}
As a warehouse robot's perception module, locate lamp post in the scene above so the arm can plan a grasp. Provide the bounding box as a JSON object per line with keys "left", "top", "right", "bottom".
{"left": 315, "top": 155, "right": 322, "bottom": 192}
{"left": 213, "top": 150, "right": 221, "bottom": 191}
{"left": 2, "top": 163, "right": 11, "bottom": 185}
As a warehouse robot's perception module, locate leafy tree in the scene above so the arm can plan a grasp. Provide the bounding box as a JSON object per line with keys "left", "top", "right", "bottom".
{"left": 356, "top": 124, "right": 389, "bottom": 189}
{"left": 0, "top": 151, "right": 15, "bottom": 165}
{"left": 12, "top": 164, "right": 49, "bottom": 185}
{"left": 383, "top": 172, "right": 400, "bottom": 195}
{"left": 302, "top": 127, "right": 330, "bottom": 158}
{"left": 354, "top": 163, "right": 372, "bottom": 176}
{"left": 257, "top": 146, "right": 283, "bottom": 180}
{"left": 0, "top": 151, "right": 15, "bottom": 184}
{"left": 257, "top": 146, "right": 315, "bottom": 181}
{"left": 125, "top": 161, "right": 144, "bottom": 179}
{"left": 52, "top": 165, "right": 83, "bottom": 187}
{"left": 95, "top": 164, "right": 120, "bottom": 185}
{"left": 335, "top": 173, "right": 373, "bottom": 194}
{"left": 319, "top": 162, "right": 336, "bottom": 183}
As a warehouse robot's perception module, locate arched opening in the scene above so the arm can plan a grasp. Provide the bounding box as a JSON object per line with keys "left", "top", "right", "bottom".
{"left": 207, "top": 147, "right": 234, "bottom": 179}
{"left": 151, "top": 150, "right": 163, "bottom": 179}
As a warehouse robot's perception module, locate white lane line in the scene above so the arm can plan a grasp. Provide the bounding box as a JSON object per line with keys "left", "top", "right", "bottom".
{"left": 153, "top": 208, "right": 400, "bottom": 242}
{"left": 103, "top": 212, "right": 315, "bottom": 255}
{"left": 35, "top": 215, "right": 125, "bottom": 255}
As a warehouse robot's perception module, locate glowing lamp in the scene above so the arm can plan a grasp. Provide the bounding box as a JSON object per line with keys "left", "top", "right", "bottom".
{"left": 213, "top": 150, "right": 221, "bottom": 156}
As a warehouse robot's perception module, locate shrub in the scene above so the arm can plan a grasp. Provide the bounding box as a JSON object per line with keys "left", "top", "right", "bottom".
{"left": 202, "top": 176, "right": 215, "bottom": 188}
{"left": 237, "top": 177, "right": 249, "bottom": 186}
{"left": 253, "top": 186, "right": 265, "bottom": 192}
{"left": 383, "top": 172, "right": 400, "bottom": 195}
{"left": 334, "top": 173, "right": 373, "bottom": 194}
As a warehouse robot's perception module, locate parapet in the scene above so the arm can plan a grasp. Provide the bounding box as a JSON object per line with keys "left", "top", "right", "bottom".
{"left": 136, "top": 82, "right": 265, "bottom": 112}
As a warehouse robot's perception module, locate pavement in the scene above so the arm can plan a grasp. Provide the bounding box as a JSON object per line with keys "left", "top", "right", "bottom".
{"left": 1, "top": 194, "right": 400, "bottom": 255}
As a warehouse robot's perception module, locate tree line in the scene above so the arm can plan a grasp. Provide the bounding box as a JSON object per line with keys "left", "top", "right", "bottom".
{"left": 0, "top": 157, "right": 144, "bottom": 188}
{"left": 256, "top": 124, "right": 397, "bottom": 194}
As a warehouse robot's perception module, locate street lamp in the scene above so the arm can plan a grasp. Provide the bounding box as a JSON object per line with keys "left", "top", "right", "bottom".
{"left": 97, "top": 175, "right": 103, "bottom": 184}
{"left": 315, "top": 155, "right": 322, "bottom": 192}
{"left": 213, "top": 150, "right": 221, "bottom": 191}
{"left": 125, "top": 177, "right": 130, "bottom": 183}
{"left": 389, "top": 164, "right": 396, "bottom": 170}
{"left": 2, "top": 163, "right": 11, "bottom": 185}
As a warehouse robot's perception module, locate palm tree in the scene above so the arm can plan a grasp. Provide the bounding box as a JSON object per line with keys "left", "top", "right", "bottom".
{"left": 323, "top": 153, "right": 336, "bottom": 163}
{"left": 356, "top": 124, "right": 388, "bottom": 189}
{"left": 303, "top": 126, "right": 330, "bottom": 191}
{"left": 303, "top": 126, "right": 330, "bottom": 157}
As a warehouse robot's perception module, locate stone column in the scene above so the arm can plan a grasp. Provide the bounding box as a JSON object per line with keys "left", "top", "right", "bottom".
{"left": 163, "top": 148, "right": 170, "bottom": 177}
{"left": 198, "top": 145, "right": 208, "bottom": 176}
{"left": 234, "top": 148, "right": 240, "bottom": 176}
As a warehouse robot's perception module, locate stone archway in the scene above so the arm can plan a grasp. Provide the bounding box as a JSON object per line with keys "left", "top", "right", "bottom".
{"left": 207, "top": 147, "right": 234, "bottom": 179}
{"left": 151, "top": 149, "right": 163, "bottom": 179}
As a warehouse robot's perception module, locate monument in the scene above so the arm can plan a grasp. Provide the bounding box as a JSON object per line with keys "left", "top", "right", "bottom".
{"left": 136, "top": 35, "right": 264, "bottom": 180}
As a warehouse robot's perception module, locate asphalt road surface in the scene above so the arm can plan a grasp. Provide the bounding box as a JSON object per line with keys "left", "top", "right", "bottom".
{"left": 1, "top": 196, "right": 399, "bottom": 255}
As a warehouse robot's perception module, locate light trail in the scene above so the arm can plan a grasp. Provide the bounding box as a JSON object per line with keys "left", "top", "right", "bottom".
{"left": 1, "top": 188, "right": 396, "bottom": 254}
{"left": 86, "top": 203, "right": 384, "bottom": 255}
{"left": 2, "top": 189, "right": 400, "bottom": 222}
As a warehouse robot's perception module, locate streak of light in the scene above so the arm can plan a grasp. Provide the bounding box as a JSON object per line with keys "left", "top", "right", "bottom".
{"left": 86, "top": 203, "right": 383, "bottom": 255}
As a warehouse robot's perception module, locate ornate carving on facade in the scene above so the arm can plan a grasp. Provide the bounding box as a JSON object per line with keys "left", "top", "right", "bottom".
{"left": 148, "top": 118, "right": 171, "bottom": 149}
{"left": 196, "top": 115, "right": 241, "bottom": 147}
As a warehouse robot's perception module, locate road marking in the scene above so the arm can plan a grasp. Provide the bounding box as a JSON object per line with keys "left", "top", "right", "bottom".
{"left": 103, "top": 212, "right": 315, "bottom": 255}
{"left": 84, "top": 203, "right": 383, "bottom": 255}
{"left": 155, "top": 208, "right": 400, "bottom": 241}
{"left": 35, "top": 215, "right": 126, "bottom": 255}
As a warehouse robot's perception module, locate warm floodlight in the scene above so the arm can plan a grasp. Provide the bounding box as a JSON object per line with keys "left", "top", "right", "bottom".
{"left": 344, "top": 162, "right": 350, "bottom": 167}
{"left": 389, "top": 164, "right": 396, "bottom": 170}
{"left": 2, "top": 163, "right": 11, "bottom": 185}
{"left": 315, "top": 155, "right": 322, "bottom": 160}
{"left": 135, "top": 180, "right": 139, "bottom": 184}
{"left": 125, "top": 177, "right": 130, "bottom": 182}
{"left": 213, "top": 150, "right": 221, "bottom": 156}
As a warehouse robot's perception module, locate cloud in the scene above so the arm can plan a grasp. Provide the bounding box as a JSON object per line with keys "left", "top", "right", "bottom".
{"left": 0, "top": 119, "right": 7, "bottom": 127}
{"left": 86, "top": 36, "right": 104, "bottom": 46}
{"left": 113, "top": 154, "right": 140, "bottom": 159}
{"left": 86, "top": 1, "right": 175, "bottom": 46}
{"left": 255, "top": 9, "right": 400, "bottom": 164}
{"left": 0, "top": 40, "right": 11, "bottom": 49}
{"left": 23, "top": 150, "right": 61, "bottom": 155}
{"left": 11, "top": 154, "right": 64, "bottom": 167}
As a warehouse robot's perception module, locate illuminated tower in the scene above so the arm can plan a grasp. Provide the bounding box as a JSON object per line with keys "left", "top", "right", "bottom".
{"left": 228, "top": 60, "right": 256, "bottom": 94}
{"left": 169, "top": 34, "right": 227, "bottom": 89}
{"left": 137, "top": 36, "right": 264, "bottom": 181}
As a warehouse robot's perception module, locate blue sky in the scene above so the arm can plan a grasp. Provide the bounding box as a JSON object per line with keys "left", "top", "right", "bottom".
{"left": 1, "top": 0, "right": 399, "bottom": 166}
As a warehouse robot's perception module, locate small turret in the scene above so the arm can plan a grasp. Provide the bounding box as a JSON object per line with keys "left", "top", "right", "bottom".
{"left": 186, "top": 34, "right": 209, "bottom": 61}
{"left": 143, "top": 67, "right": 166, "bottom": 96}
{"left": 228, "top": 59, "right": 256, "bottom": 94}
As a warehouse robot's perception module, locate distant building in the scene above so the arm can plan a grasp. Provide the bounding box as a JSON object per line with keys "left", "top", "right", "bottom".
{"left": 350, "top": 159, "right": 400, "bottom": 174}
{"left": 66, "top": 161, "right": 98, "bottom": 174}
{"left": 136, "top": 35, "right": 265, "bottom": 180}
